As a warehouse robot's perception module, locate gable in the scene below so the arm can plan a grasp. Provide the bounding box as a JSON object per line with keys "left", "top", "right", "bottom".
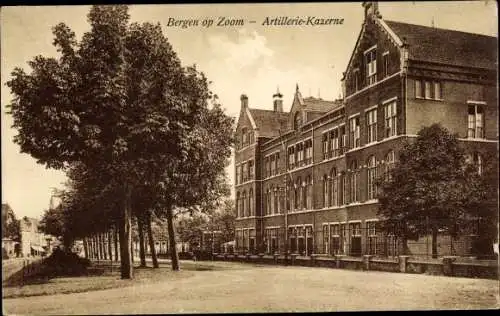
{"left": 343, "top": 17, "right": 402, "bottom": 97}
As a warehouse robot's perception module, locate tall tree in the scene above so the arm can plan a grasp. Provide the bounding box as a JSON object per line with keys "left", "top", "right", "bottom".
{"left": 7, "top": 5, "right": 233, "bottom": 276}
{"left": 377, "top": 124, "right": 496, "bottom": 258}
{"left": 2, "top": 204, "right": 22, "bottom": 242}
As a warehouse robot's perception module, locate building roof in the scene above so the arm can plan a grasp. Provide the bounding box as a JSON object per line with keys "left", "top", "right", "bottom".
{"left": 302, "top": 97, "right": 343, "bottom": 113}
{"left": 384, "top": 20, "right": 497, "bottom": 69}
{"left": 248, "top": 108, "right": 289, "bottom": 138}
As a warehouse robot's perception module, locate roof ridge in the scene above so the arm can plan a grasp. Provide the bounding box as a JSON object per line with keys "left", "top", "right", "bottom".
{"left": 384, "top": 19, "right": 496, "bottom": 39}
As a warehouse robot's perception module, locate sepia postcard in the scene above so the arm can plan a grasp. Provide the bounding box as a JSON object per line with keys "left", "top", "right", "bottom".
{"left": 1, "top": 1, "right": 499, "bottom": 314}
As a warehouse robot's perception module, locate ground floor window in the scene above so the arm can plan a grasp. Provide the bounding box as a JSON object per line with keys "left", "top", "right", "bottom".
{"left": 330, "top": 224, "right": 343, "bottom": 255}
{"left": 249, "top": 229, "right": 256, "bottom": 254}
{"left": 265, "top": 228, "right": 280, "bottom": 254}
{"left": 366, "top": 221, "right": 378, "bottom": 255}
{"left": 349, "top": 222, "right": 362, "bottom": 256}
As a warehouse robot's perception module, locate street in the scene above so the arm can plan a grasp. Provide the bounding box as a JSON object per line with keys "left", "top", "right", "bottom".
{"left": 3, "top": 261, "right": 498, "bottom": 313}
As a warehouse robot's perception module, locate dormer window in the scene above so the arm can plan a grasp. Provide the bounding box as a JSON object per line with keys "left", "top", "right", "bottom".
{"left": 365, "top": 46, "right": 377, "bottom": 86}
{"left": 241, "top": 128, "right": 248, "bottom": 147}
{"left": 294, "top": 112, "right": 302, "bottom": 130}
{"left": 240, "top": 127, "right": 253, "bottom": 148}
{"left": 353, "top": 68, "right": 360, "bottom": 92}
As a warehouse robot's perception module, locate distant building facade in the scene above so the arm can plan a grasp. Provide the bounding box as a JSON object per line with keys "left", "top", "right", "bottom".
{"left": 20, "top": 217, "right": 55, "bottom": 257}
{"left": 233, "top": 2, "right": 497, "bottom": 257}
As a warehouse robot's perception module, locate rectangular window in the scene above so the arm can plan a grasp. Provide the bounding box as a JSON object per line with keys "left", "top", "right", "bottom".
{"left": 274, "top": 154, "right": 279, "bottom": 175}
{"left": 434, "top": 82, "right": 442, "bottom": 100}
{"left": 248, "top": 160, "right": 254, "bottom": 180}
{"left": 288, "top": 147, "right": 295, "bottom": 170}
{"left": 349, "top": 116, "right": 360, "bottom": 149}
{"left": 340, "top": 126, "right": 347, "bottom": 155}
{"left": 242, "top": 163, "right": 248, "bottom": 182}
{"left": 323, "top": 225, "right": 329, "bottom": 254}
{"left": 468, "top": 104, "right": 484, "bottom": 138}
{"left": 367, "top": 221, "right": 378, "bottom": 255}
{"left": 365, "top": 48, "right": 377, "bottom": 85}
{"left": 417, "top": 79, "right": 443, "bottom": 100}
{"left": 424, "top": 81, "right": 432, "bottom": 99}
{"left": 330, "top": 129, "right": 339, "bottom": 157}
{"left": 236, "top": 165, "right": 240, "bottom": 185}
{"left": 383, "top": 52, "right": 389, "bottom": 78}
{"left": 305, "top": 140, "right": 313, "bottom": 165}
{"left": 415, "top": 80, "right": 422, "bottom": 98}
{"left": 366, "top": 109, "right": 377, "bottom": 144}
{"left": 330, "top": 224, "right": 341, "bottom": 255}
{"left": 322, "top": 133, "right": 329, "bottom": 160}
{"left": 270, "top": 155, "right": 276, "bottom": 176}
{"left": 296, "top": 143, "right": 304, "bottom": 167}
{"left": 353, "top": 69, "right": 360, "bottom": 92}
{"left": 384, "top": 101, "right": 397, "bottom": 138}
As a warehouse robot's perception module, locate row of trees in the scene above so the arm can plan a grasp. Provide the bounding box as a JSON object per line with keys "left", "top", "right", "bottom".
{"left": 7, "top": 5, "right": 234, "bottom": 278}
{"left": 376, "top": 124, "right": 497, "bottom": 258}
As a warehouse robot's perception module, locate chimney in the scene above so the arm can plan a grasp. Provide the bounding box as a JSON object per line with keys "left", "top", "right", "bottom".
{"left": 273, "top": 87, "right": 283, "bottom": 112}
{"left": 240, "top": 94, "right": 248, "bottom": 109}
{"left": 363, "top": 2, "right": 381, "bottom": 19}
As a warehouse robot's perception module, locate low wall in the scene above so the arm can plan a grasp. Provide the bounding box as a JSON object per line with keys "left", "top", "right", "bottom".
{"left": 212, "top": 253, "right": 497, "bottom": 280}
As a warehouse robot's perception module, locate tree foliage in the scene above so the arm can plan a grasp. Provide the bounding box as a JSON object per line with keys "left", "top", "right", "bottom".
{"left": 6, "top": 5, "right": 234, "bottom": 276}
{"left": 376, "top": 124, "right": 497, "bottom": 256}
{"left": 1, "top": 204, "right": 21, "bottom": 242}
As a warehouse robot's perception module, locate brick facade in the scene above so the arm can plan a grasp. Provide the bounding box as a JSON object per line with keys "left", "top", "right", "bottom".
{"left": 234, "top": 2, "right": 498, "bottom": 258}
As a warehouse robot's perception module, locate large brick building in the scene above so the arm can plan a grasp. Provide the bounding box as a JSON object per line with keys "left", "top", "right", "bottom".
{"left": 234, "top": 2, "right": 498, "bottom": 257}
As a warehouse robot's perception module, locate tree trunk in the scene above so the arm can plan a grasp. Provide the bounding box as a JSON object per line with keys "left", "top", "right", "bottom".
{"left": 431, "top": 227, "right": 438, "bottom": 259}
{"left": 131, "top": 240, "right": 135, "bottom": 263}
{"left": 107, "top": 230, "right": 113, "bottom": 262}
{"left": 103, "top": 233, "right": 108, "bottom": 260}
{"left": 119, "top": 185, "right": 133, "bottom": 279}
{"left": 93, "top": 235, "right": 98, "bottom": 260}
{"left": 166, "top": 207, "right": 179, "bottom": 271}
{"left": 99, "top": 233, "right": 105, "bottom": 260}
{"left": 138, "top": 217, "right": 147, "bottom": 267}
{"left": 95, "top": 235, "right": 99, "bottom": 259}
{"left": 114, "top": 226, "right": 119, "bottom": 262}
{"left": 83, "top": 237, "right": 89, "bottom": 259}
{"left": 147, "top": 213, "right": 159, "bottom": 268}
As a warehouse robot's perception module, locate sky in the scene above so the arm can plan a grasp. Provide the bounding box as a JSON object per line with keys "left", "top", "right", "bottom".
{"left": 1, "top": 1, "right": 497, "bottom": 219}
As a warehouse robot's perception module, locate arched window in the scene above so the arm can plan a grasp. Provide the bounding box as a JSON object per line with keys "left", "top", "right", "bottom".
{"left": 367, "top": 156, "right": 377, "bottom": 200}
{"left": 385, "top": 150, "right": 395, "bottom": 180}
{"left": 248, "top": 189, "right": 253, "bottom": 216}
{"left": 350, "top": 160, "right": 359, "bottom": 203}
{"left": 274, "top": 188, "right": 279, "bottom": 214}
{"left": 236, "top": 192, "right": 241, "bottom": 218}
{"left": 241, "top": 128, "right": 248, "bottom": 147}
{"left": 295, "top": 177, "right": 301, "bottom": 210}
{"left": 286, "top": 180, "right": 291, "bottom": 211}
{"left": 279, "top": 187, "right": 285, "bottom": 213}
{"left": 294, "top": 112, "right": 302, "bottom": 130}
{"left": 267, "top": 188, "right": 272, "bottom": 215}
{"left": 330, "top": 168, "right": 338, "bottom": 207}
{"left": 301, "top": 178, "right": 307, "bottom": 210}
{"left": 306, "top": 176, "right": 313, "bottom": 209}
{"left": 323, "top": 174, "right": 329, "bottom": 208}
{"left": 270, "top": 186, "right": 275, "bottom": 215}
{"left": 242, "top": 191, "right": 247, "bottom": 217}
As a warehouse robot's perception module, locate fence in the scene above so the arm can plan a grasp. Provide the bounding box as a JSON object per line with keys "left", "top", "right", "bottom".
{"left": 233, "top": 219, "right": 497, "bottom": 260}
